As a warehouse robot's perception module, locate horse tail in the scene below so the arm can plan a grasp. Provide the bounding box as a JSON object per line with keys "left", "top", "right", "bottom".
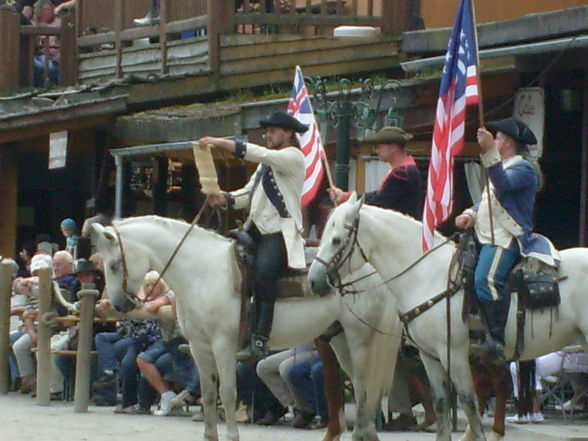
{"left": 363, "top": 293, "right": 403, "bottom": 412}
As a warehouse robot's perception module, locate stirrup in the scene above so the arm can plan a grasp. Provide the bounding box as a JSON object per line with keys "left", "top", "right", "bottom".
{"left": 470, "top": 340, "right": 505, "bottom": 365}
{"left": 236, "top": 335, "right": 268, "bottom": 362}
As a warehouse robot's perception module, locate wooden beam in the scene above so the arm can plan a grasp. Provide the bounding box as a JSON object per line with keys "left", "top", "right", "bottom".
{"left": 114, "top": 0, "right": 122, "bottom": 78}
{"left": 0, "top": 156, "right": 17, "bottom": 258}
{"left": 159, "top": 0, "right": 168, "bottom": 75}
{"left": 233, "top": 12, "right": 384, "bottom": 27}
{"left": 59, "top": 12, "right": 78, "bottom": 86}
{"left": 0, "top": 6, "right": 20, "bottom": 92}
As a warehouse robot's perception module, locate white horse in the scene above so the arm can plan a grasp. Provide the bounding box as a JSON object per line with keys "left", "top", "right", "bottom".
{"left": 308, "top": 194, "right": 588, "bottom": 441}
{"left": 92, "top": 215, "right": 401, "bottom": 441}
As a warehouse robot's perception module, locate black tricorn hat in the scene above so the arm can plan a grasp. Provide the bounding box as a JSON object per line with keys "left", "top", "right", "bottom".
{"left": 74, "top": 258, "right": 97, "bottom": 274}
{"left": 259, "top": 111, "right": 308, "bottom": 133}
{"left": 486, "top": 117, "right": 537, "bottom": 145}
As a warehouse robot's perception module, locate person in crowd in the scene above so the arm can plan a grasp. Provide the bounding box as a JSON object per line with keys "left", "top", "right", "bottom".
{"left": 328, "top": 126, "right": 422, "bottom": 218}
{"left": 60, "top": 218, "right": 79, "bottom": 256}
{"left": 93, "top": 273, "right": 163, "bottom": 414}
{"left": 203, "top": 111, "right": 308, "bottom": 361}
{"left": 257, "top": 343, "right": 317, "bottom": 427}
{"left": 287, "top": 353, "right": 328, "bottom": 429}
{"left": 236, "top": 360, "right": 287, "bottom": 424}
{"left": 32, "top": 0, "right": 62, "bottom": 87}
{"left": 385, "top": 345, "right": 435, "bottom": 431}
{"left": 455, "top": 118, "right": 559, "bottom": 364}
{"left": 10, "top": 253, "right": 53, "bottom": 394}
{"left": 53, "top": 0, "right": 75, "bottom": 15}
{"left": 81, "top": 197, "right": 112, "bottom": 238}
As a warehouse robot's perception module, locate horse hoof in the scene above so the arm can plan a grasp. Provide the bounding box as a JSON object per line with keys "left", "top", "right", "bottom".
{"left": 458, "top": 425, "right": 474, "bottom": 441}
{"left": 487, "top": 431, "right": 503, "bottom": 441}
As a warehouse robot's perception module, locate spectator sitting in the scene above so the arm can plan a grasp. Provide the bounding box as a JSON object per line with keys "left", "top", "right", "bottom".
{"left": 287, "top": 352, "right": 328, "bottom": 429}
{"left": 237, "top": 360, "right": 286, "bottom": 424}
{"left": 10, "top": 253, "right": 54, "bottom": 394}
{"left": 257, "top": 343, "right": 316, "bottom": 427}
{"left": 93, "top": 273, "right": 163, "bottom": 414}
{"left": 60, "top": 218, "right": 79, "bottom": 257}
{"left": 32, "top": 0, "right": 62, "bottom": 87}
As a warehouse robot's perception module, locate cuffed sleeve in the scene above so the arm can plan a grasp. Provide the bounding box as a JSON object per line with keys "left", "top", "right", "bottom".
{"left": 233, "top": 140, "right": 247, "bottom": 159}
{"left": 480, "top": 146, "right": 501, "bottom": 168}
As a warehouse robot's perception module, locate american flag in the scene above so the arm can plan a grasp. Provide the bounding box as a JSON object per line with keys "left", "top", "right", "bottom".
{"left": 287, "top": 65, "right": 326, "bottom": 207}
{"left": 422, "top": 0, "right": 479, "bottom": 251}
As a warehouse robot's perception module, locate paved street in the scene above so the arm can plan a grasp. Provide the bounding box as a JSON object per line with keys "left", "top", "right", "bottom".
{"left": 1, "top": 394, "right": 586, "bottom": 441}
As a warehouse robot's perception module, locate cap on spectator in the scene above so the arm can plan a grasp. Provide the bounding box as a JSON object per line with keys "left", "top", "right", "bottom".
{"left": 37, "top": 242, "right": 54, "bottom": 255}
{"left": 60, "top": 218, "right": 77, "bottom": 230}
{"left": 74, "top": 258, "right": 97, "bottom": 274}
{"left": 30, "top": 254, "right": 53, "bottom": 275}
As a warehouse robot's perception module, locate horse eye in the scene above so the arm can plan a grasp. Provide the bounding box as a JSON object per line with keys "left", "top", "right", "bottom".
{"left": 110, "top": 263, "right": 117, "bottom": 273}
{"left": 332, "top": 237, "right": 341, "bottom": 246}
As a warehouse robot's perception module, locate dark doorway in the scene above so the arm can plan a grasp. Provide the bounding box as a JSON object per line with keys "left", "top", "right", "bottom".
{"left": 535, "top": 71, "right": 584, "bottom": 249}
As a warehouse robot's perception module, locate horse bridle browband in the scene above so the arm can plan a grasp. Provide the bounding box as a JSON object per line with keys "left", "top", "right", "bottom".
{"left": 314, "top": 216, "right": 372, "bottom": 294}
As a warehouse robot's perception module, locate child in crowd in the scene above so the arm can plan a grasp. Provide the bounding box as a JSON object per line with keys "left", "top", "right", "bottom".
{"left": 60, "top": 218, "right": 79, "bottom": 256}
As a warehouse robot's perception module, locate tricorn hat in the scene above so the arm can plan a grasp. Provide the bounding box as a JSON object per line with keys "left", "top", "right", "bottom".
{"left": 259, "top": 111, "right": 308, "bottom": 133}
{"left": 486, "top": 117, "right": 537, "bottom": 145}
{"left": 74, "top": 258, "right": 98, "bottom": 274}
{"left": 361, "top": 126, "right": 413, "bottom": 145}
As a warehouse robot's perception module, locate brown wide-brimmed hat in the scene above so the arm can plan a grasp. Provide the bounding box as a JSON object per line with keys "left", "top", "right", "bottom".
{"left": 361, "top": 126, "right": 413, "bottom": 145}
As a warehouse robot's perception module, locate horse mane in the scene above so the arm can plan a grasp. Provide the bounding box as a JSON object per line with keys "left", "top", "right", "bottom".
{"left": 360, "top": 204, "right": 451, "bottom": 245}
{"left": 113, "top": 215, "right": 232, "bottom": 243}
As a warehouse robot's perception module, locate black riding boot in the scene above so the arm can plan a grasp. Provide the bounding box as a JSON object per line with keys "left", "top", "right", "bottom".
{"left": 470, "top": 298, "right": 509, "bottom": 365}
{"left": 236, "top": 302, "right": 274, "bottom": 362}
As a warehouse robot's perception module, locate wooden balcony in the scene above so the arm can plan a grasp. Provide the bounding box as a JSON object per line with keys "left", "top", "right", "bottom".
{"left": 0, "top": 0, "right": 409, "bottom": 104}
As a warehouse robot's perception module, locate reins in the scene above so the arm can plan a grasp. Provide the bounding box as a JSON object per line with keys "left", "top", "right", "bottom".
{"left": 114, "top": 202, "right": 214, "bottom": 303}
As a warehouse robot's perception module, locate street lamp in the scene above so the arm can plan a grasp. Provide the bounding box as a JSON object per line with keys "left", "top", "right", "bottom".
{"left": 305, "top": 76, "right": 403, "bottom": 190}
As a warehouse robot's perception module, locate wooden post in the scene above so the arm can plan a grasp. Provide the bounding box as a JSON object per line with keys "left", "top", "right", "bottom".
{"left": 152, "top": 157, "right": 168, "bottom": 215}
{"left": 0, "top": 261, "right": 12, "bottom": 394}
{"left": 59, "top": 11, "right": 78, "bottom": 86}
{"left": 0, "top": 6, "right": 21, "bottom": 93}
{"left": 159, "top": 0, "right": 168, "bottom": 75}
{"left": 383, "top": 0, "right": 410, "bottom": 35}
{"left": 36, "top": 268, "right": 52, "bottom": 406}
{"left": 207, "top": 0, "right": 234, "bottom": 75}
{"left": 114, "top": 0, "right": 123, "bottom": 79}
{"left": 73, "top": 285, "right": 98, "bottom": 413}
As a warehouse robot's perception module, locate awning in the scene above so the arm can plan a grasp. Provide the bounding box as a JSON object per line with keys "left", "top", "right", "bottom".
{"left": 401, "top": 34, "right": 588, "bottom": 73}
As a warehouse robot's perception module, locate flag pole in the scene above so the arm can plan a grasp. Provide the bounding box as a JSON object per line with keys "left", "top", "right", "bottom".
{"left": 470, "top": 0, "right": 495, "bottom": 246}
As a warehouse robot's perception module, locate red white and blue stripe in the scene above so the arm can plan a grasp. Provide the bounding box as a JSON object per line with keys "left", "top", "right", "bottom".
{"left": 422, "top": 0, "right": 479, "bottom": 251}
{"left": 287, "top": 65, "right": 326, "bottom": 207}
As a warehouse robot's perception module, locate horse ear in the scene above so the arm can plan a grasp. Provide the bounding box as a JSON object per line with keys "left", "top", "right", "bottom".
{"left": 347, "top": 191, "right": 358, "bottom": 204}
{"left": 347, "top": 193, "right": 365, "bottom": 222}
{"left": 92, "top": 224, "right": 116, "bottom": 244}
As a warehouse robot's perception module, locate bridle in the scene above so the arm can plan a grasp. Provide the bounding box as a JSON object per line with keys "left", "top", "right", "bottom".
{"left": 314, "top": 215, "right": 372, "bottom": 295}
{"left": 314, "top": 209, "right": 459, "bottom": 297}
{"left": 112, "top": 226, "right": 143, "bottom": 309}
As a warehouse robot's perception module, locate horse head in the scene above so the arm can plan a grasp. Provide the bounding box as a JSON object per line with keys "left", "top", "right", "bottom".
{"left": 309, "top": 192, "right": 368, "bottom": 295}
{"left": 92, "top": 222, "right": 151, "bottom": 313}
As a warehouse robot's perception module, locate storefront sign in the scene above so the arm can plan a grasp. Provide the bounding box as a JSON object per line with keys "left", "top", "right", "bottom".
{"left": 513, "top": 88, "right": 545, "bottom": 158}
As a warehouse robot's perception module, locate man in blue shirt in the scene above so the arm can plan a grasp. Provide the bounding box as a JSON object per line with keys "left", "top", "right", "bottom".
{"left": 455, "top": 118, "right": 558, "bottom": 364}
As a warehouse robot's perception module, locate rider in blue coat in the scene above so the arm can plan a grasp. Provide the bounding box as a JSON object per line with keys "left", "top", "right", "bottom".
{"left": 455, "top": 117, "right": 559, "bottom": 364}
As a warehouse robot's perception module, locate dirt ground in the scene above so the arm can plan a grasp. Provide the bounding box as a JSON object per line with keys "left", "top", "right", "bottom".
{"left": 1, "top": 393, "right": 586, "bottom": 441}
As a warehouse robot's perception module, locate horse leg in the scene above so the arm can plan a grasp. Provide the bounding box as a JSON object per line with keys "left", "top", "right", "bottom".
{"left": 421, "top": 355, "right": 453, "bottom": 441}
{"left": 316, "top": 338, "right": 345, "bottom": 441}
{"left": 461, "top": 363, "right": 492, "bottom": 441}
{"left": 486, "top": 365, "right": 508, "bottom": 441}
{"left": 190, "top": 344, "right": 220, "bottom": 441}
{"left": 212, "top": 338, "right": 239, "bottom": 441}
{"left": 330, "top": 334, "right": 379, "bottom": 441}
{"left": 450, "top": 355, "right": 486, "bottom": 441}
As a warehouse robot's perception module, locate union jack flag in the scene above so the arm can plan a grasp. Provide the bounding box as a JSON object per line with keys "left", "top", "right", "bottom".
{"left": 422, "top": 0, "right": 479, "bottom": 251}
{"left": 287, "top": 65, "right": 326, "bottom": 207}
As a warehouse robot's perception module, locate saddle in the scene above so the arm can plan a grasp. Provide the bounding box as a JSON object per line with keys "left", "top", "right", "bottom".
{"left": 229, "top": 228, "right": 317, "bottom": 299}
{"left": 459, "top": 231, "right": 561, "bottom": 361}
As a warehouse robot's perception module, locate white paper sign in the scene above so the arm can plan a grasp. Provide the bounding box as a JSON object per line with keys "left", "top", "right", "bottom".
{"left": 513, "top": 87, "right": 544, "bottom": 158}
{"left": 49, "top": 131, "right": 68, "bottom": 169}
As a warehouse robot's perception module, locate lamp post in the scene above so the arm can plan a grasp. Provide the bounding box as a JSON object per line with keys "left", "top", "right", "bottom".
{"left": 305, "top": 77, "right": 403, "bottom": 190}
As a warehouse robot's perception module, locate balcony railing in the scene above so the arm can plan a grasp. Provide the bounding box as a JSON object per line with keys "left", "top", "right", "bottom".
{"left": 0, "top": 0, "right": 404, "bottom": 94}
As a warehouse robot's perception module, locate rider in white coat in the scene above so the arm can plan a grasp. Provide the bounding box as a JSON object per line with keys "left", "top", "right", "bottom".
{"left": 200, "top": 111, "right": 308, "bottom": 360}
